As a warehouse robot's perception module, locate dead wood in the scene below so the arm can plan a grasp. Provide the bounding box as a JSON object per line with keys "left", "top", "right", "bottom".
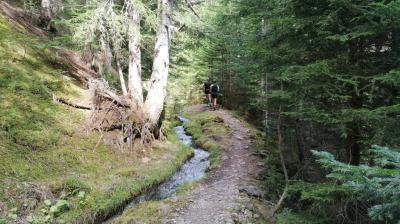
{"left": 53, "top": 95, "right": 92, "bottom": 110}
{"left": 50, "top": 48, "right": 99, "bottom": 85}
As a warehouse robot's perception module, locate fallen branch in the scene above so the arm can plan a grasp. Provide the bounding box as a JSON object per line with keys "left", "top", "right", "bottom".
{"left": 185, "top": 0, "right": 203, "bottom": 22}
{"left": 98, "top": 89, "right": 130, "bottom": 108}
{"left": 53, "top": 95, "right": 92, "bottom": 110}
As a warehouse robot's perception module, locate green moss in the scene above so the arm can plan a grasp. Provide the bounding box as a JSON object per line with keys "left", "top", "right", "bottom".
{"left": 112, "top": 193, "right": 190, "bottom": 224}
{"left": 0, "top": 15, "right": 194, "bottom": 224}
{"left": 57, "top": 137, "right": 193, "bottom": 223}
{"left": 183, "top": 112, "right": 230, "bottom": 170}
{"left": 113, "top": 195, "right": 190, "bottom": 224}
{"left": 113, "top": 201, "right": 162, "bottom": 224}
{"left": 175, "top": 181, "right": 200, "bottom": 195}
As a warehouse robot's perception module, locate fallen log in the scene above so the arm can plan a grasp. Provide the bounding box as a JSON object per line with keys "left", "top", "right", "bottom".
{"left": 53, "top": 95, "right": 92, "bottom": 110}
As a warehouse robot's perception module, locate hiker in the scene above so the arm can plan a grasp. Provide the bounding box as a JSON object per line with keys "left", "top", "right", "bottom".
{"left": 210, "top": 80, "right": 220, "bottom": 110}
{"left": 203, "top": 79, "right": 212, "bottom": 107}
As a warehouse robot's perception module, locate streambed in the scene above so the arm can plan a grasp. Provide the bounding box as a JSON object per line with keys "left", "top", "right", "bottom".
{"left": 102, "top": 117, "right": 209, "bottom": 223}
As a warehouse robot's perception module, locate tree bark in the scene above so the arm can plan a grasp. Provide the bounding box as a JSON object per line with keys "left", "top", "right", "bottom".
{"left": 346, "top": 122, "right": 361, "bottom": 165}
{"left": 144, "top": 0, "right": 173, "bottom": 126}
{"left": 116, "top": 59, "right": 128, "bottom": 96}
{"left": 346, "top": 95, "right": 363, "bottom": 165}
{"left": 294, "top": 119, "right": 305, "bottom": 163}
{"left": 127, "top": 7, "right": 144, "bottom": 110}
{"left": 273, "top": 102, "right": 289, "bottom": 216}
{"left": 41, "top": 0, "right": 63, "bottom": 20}
{"left": 41, "top": 0, "right": 52, "bottom": 19}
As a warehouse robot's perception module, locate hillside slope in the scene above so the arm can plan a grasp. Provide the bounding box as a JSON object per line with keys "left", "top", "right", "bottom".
{"left": 0, "top": 12, "right": 191, "bottom": 224}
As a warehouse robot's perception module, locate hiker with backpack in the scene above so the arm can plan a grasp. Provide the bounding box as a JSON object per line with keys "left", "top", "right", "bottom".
{"left": 203, "top": 79, "right": 212, "bottom": 107}
{"left": 210, "top": 80, "right": 220, "bottom": 110}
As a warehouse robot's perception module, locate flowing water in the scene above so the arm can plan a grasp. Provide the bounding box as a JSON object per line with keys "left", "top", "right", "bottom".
{"left": 102, "top": 117, "right": 210, "bottom": 224}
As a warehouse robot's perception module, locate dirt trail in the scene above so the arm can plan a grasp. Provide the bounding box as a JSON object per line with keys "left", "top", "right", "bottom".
{"left": 167, "top": 105, "right": 265, "bottom": 224}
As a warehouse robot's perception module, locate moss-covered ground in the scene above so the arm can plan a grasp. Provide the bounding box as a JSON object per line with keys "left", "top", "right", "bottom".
{"left": 0, "top": 15, "right": 193, "bottom": 224}
{"left": 183, "top": 111, "right": 230, "bottom": 170}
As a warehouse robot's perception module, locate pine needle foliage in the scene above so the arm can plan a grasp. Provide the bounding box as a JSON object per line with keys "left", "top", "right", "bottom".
{"left": 313, "top": 146, "right": 400, "bottom": 222}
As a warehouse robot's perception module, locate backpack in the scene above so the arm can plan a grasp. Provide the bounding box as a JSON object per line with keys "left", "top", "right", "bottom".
{"left": 211, "top": 84, "right": 219, "bottom": 93}
{"left": 204, "top": 81, "right": 211, "bottom": 89}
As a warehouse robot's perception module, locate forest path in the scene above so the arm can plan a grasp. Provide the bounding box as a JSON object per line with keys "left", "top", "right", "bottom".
{"left": 166, "top": 104, "right": 267, "bottom": 224}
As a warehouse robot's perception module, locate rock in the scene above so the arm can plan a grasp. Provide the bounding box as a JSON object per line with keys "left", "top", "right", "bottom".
{"left": 0, "top": 202, "right": 5, "bottom": 215}
{"left": 231, "top": 213, "right": 240, "bottom": 223}
{"left": 141, "top": 157, "right": 150, "bottom": 163}
{"left": 211, "top": 135, "right": 223, "bottom": 141}
{"left": 239, "top": 185, "right": 265, "bottom": 199}
{"left": 245, "top": 203, "right": 256, "bottom": 212}
{"left": 253, "top": 150, "right": 268, "bottom": 158}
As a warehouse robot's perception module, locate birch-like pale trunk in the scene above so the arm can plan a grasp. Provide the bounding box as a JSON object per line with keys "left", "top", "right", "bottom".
{"left": 116, "top": 59, "right": 128, "bottom": 96}
{"left": 144, "top": 0, "right": 173, "bottom": 126}
{"left": 127, "top": 8, "right": 144, "bottom": 110}
{"left": 41, "top": 0, "right": 52, "bottom": 19}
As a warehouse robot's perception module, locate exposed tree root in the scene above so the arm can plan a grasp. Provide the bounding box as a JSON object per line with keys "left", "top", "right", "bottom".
{"left": 85, "top": 79, "right": 161, "bottom": 151}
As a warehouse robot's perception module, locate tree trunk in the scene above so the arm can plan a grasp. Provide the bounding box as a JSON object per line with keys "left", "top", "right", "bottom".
{"left": 41, "top": 0, "right": 52, "bottom": 19}
{"left": 294, "top": 119, "right": 305, "bottom": 164}
{"left": 263, "top": 72, "right": 269, "bottom": 133}
{"left": 116, "top": 59, "right": 128, "bottom": 96}
{"left": 127, "top": 8, "right": 144, "bottom": 110}
{"left": 144, "top": 0, "right": 173, "bottom": 126}
{"left": 272, "top": 102, "right": 289, "bottom": 216}
{"left": 346, "top": 122, "right": 361, "bottom": 165}
{"left": 346, "top": 95, "right": 362, "bottom": 165}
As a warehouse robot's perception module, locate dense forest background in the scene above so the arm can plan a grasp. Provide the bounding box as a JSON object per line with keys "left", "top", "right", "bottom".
{"left": 0, "top": 0, "right": 399, "bottom": 223}
{"left": 198, "top": 0, "right": 400, "bottom": 223}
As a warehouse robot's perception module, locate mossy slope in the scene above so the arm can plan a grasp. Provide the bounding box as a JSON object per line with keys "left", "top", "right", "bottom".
{"left": 0, "top": 15, "right": 192, "bottom": 224}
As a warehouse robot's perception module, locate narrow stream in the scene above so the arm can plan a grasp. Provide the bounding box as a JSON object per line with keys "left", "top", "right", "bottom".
{"left": 102, "top": 117, "right": 210, "bottom": 224}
